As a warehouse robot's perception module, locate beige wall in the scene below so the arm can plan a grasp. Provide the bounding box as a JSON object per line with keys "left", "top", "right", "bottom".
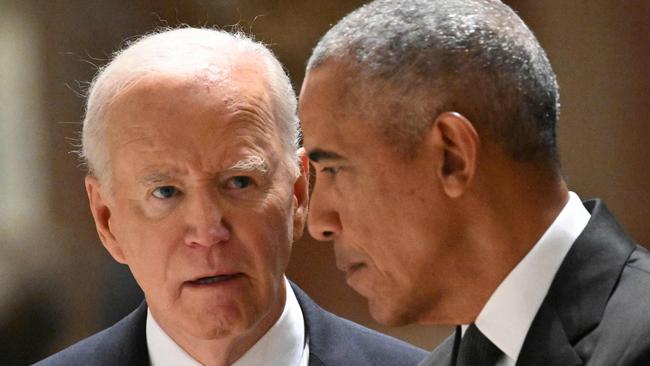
{"left": 0, "top": 1, "right": 648, "bottom": 363}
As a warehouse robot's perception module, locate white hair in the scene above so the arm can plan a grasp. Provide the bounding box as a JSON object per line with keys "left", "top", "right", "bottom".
{"left": 81, "top": 27, "right": 299, "bottom": 187}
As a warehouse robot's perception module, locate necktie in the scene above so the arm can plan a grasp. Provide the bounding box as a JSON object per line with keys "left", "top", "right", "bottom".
{"left": 455, "top": 324, "right": 502, "bottom": 366}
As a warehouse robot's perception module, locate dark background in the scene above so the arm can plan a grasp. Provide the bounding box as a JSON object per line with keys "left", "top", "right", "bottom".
{"left": 1, "top": 1, "right": 648, "bottom": 364}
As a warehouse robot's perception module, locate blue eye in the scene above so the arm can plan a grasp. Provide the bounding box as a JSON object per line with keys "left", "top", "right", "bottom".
{"left": 227, "top": 176, "right": 252, "bottom": 189}
{"left": 152, "top": 186, "right": 178, "bottom": 199}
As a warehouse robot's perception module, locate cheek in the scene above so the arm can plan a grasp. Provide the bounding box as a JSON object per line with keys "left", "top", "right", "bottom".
{"left": 342, "top": 194, "right": 387, "bottom": 240}
{"left": 343, "top": 197, "right": 425, "bottom": 277}
{"left": 111, "top": 202, "right": 183, "bottom": 286}
{"left": 230, "top": 199, "right": 293, "bottom": 276}
{"left": 120, "top": 201, "right": 182, "bottom": 245}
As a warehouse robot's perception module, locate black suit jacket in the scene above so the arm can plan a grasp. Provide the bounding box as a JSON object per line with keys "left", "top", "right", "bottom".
{"left": 36, "top": 282, "right": 426, "bottom": 366}
{"left": 422, "top": 199, "right": 650, "bottom": 366}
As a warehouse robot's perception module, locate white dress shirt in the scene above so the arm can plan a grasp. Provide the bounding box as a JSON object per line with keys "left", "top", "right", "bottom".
{"left": 147, "top": 277, "right": 309, "bottom": 366}
{"left": 462, "top": 191, "right": 591, "bottom": 366}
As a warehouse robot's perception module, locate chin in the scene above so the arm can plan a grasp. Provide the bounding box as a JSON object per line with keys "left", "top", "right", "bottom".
{"left": 367, "top": 297, "right": 413, "bottom": 327}
{"left": 187, "top": 313, "right": 252, "bottom": 340}
{"left": 184, "top": 303, "right": 258, "bottom": 340}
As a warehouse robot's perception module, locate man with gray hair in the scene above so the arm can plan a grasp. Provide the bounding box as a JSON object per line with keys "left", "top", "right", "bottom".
{"left": 299, "top": 0, "right": 650, "bottom": 365}
{"left": 36, "top": 27, "right": 426, "bottom": 366}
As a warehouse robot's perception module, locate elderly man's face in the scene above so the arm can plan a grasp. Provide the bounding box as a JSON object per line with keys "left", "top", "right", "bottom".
{"left": 86, "top": 71, "right": 308, "bottom": 341}
{"left": 299, "top": 62, "right": 467, "bottom": 326}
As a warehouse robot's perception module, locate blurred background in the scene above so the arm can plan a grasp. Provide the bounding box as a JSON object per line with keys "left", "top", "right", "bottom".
{"left": 1, "top": 0, "right": 649, "bottom": 364}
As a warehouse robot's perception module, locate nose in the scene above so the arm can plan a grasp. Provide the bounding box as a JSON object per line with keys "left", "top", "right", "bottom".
{"left": 184, "top": 190, "right": 231, "bottom": 248}
{"left": 307, "top": 183, "right": 342, "bottom": 241}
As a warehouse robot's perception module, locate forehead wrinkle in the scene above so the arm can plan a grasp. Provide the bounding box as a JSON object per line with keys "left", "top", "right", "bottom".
{"left": 226, "top": 78, "right": 276, "bottom": 126}
{"left": 228, "top": 104, "right": 275, "bottom": 134}
{"left": 117, "top": 132, "right": 158, "bottom": 151}
{"left": 224, "top": 109, "right": 281, "bottom": 159}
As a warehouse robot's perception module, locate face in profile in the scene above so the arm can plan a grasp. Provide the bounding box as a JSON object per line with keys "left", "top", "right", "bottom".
{"left": 299, "top": 61, "right": 469, "bottom": 326}
{"left": 86, "top": 69, "right": 308, "bottom": 342}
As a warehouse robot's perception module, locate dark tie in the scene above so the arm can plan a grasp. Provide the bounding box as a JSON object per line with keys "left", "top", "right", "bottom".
{"left": 455, "top": 324, "right": 502, "bottom": 366}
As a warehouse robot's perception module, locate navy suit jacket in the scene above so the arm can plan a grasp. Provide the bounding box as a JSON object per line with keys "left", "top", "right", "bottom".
{"left": 420, "top": 199, "right": 650, "bottom": 366}
{"left": 36, "top": 282, "right": 426, "bottom": 366}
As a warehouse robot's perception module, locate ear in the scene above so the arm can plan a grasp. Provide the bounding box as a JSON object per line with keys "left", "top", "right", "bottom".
{"left": 291, "top": 148, "right": 310, "bottom": 240}
{"left": 430, "top": 112, "right": 479, "bottom": 198}
{"left": 85, "top": 175, "right": 127, "bottom": 264}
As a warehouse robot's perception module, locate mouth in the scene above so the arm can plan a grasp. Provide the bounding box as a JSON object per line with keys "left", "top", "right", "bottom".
{"left": 338, "top": 261, "right": 366, "bottom": 275}
{"left": 186, "top": 273, "right": 244, "bottom": 287}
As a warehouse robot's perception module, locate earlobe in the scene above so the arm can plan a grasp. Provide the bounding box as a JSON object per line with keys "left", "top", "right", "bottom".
{"left": 431, "top": 112, "right": 479, "bottom": 198}
{"left": 292, "top": 148, "right": 310, "bottom": 240}
{"left": 85, "top": 175, "right": 126, "bottom": 264}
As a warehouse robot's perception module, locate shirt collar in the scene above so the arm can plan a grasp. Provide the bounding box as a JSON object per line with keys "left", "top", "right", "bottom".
{"left": 473, "top": 191, "right": 591, "bottom": 362}
{"left": 146, "top": 277, "right": 307, "bottom": 366}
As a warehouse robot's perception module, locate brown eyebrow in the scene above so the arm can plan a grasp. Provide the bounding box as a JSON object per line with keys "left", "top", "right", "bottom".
{"left": 308, "top": 149, "right": 344, "bottom": 162}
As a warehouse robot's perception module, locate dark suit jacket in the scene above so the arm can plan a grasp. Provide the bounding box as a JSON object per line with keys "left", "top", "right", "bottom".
{"left": 420, "top": 199, "right": 650, "bottom": 366}
{"left": 36, "top": 282, "right": 426, "bottom": 366}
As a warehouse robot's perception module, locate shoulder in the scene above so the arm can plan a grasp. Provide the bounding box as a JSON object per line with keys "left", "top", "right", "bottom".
{"left": 34, "top": 303, "right": 148, "bottom": 366}
{"left": 602, "top": 245, "right": 650, "bottom": 332}
{"left": 625, "top": 244, "right": 650, "bottom": 280}
{"left": 291, "top": 282, "right": 427, "bottom": 366}
{"left": 600, "top": 238, "right": 650, "bottom": 321}
{"left": 580, "top": 245, "right": 650, "bottom": 364}
{"left": 524, "top": 200, "right": 650, "bottom": 363}
{"left": 417, "top": 333, "right": 455, "bottom": 366}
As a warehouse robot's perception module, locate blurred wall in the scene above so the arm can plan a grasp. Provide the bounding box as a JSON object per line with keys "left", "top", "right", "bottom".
{"left": 0, "top": 0, "right": 648, "bottom": 364}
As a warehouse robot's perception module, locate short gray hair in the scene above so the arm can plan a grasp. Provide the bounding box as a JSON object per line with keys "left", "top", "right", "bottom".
{"left": 81, "top": 27, "right": 299, "bottom": 186}
{"left": 307, "top": 0, "right": 559, "bottom": 164}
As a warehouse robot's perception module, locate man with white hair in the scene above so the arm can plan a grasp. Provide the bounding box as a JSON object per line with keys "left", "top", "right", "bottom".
{"left": 36, "top": 27, "right": 426, "bottom": 366}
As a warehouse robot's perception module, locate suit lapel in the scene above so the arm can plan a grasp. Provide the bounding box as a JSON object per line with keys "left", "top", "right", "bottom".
{"left": 291, "top": 283, "right": 346, "bottom": 366}
{"left": 291, "top": 282, "right": 374, "bottom": 366}
{"left": 116, "top": 301, "right": 149, "bottom": 365}
{"left": 516, "top": 305, "right": 581, "bottom": 365}
{"left": 307, "top": 353, "right": 326, "bottom": 366}
{"left": 517, "top": 200, "right": 635, "bottom": 365}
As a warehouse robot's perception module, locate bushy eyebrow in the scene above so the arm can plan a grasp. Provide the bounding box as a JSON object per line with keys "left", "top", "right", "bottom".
{"left": 136, "top": 156, "right": 269, "bottom": 185}
{"left": 308, "top": 149, "right": 344, "bottom": 163}
{"left": 227, "top": 155, "right": 269, "bottom": 175}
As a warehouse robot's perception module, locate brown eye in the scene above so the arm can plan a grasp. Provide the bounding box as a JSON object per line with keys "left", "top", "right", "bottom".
{"left": 321, "top": 166, "right": 340, "bottom": 175}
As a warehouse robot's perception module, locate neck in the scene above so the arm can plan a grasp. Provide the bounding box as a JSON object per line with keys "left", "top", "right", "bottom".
{"left": 426, "top": 155, "right": 569, "bottom": 325}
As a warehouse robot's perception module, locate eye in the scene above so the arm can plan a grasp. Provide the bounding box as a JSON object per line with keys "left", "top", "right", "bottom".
{"left": 152, "top": 186, "right": 179, "bottom": 199}
{"left": 225, "top": 176, "right": 253, "bottom": 190}
{"left": 321, "top": 166, "right": 340, "bottom": 175}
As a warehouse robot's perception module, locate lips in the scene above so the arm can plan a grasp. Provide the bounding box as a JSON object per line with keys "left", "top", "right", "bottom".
{"left": 340, "top": 262, "right": 368, "bottom": 290}
{"left": 333, "top": 243, "right": 367, "bottom": 275}
{"left": 187, "top": 273, "right": 243, "bottom": 286}
{"left": 337, "top": 260, "right": 366, "bottom": 275}
{"left": 347, "top": 262, "right": 366, "bottom": 273}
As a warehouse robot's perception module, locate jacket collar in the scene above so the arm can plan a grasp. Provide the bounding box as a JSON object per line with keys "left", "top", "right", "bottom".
{"left": 290, "top": 282, "right": 337, "bottom": 366}
{"left": 109, "top": 301, "right": 150, "bottom": 365}
{"left": 517, "top": 199, "right": 635, "bottom": 365}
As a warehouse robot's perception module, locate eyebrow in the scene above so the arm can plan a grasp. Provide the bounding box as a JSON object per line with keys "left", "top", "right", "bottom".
{"left": 227, "top": 155, "right": 270, "bottom": 175}
{"left": 141, "top": 172, "right": 174, "bottom": 185}
{"left": 308, "top": 149, "right": 344, "bottom": 163}
{"left": 136, "top": 156, "right": 269, "bottom": 185}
